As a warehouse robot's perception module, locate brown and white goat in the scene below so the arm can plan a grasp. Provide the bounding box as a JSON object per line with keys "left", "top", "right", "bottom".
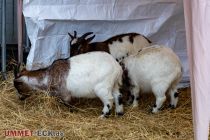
{"left": 68, "top": 31, "right": 152, "bottom": 62}
{"left": 13, "top": 52, "right": 124, "bottom": 117}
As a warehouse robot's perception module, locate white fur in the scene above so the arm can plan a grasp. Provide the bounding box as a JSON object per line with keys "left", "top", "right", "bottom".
{"left": 20, "top": 76, "right": 38, "bottom": 90}
{"left": 20, "top": 75, "right": 49, "bottom": 90}
{"left": 66, "top": 52, "right": 123, "bottom": 116}
{"left": 15, "top": 52, "right": 123, "bottom": 117}
{"left": 108, "top": 35, "right": 151, "bottom": 60}
{"left": 123, "top": 45, "right": 182, "bottom": 113}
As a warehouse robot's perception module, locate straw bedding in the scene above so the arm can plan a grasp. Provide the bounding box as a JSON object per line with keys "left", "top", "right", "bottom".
{"left": 0, "top": 72, "right": 194, "bottom": 140}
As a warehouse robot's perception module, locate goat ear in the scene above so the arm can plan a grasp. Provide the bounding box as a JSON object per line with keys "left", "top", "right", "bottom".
{"left": 13, "top": 63, "right": 21, "bottom": 79}
{"left": 86, "top": 35, "right": 95, "bottom": 43}
{"left": 68, "top": 33, "right": 74, "bottom": 40}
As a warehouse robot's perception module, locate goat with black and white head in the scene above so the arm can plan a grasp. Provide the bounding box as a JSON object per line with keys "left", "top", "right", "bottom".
{"left": 68, "top": 31, "right": 152, "bottom": 62}
{"left": 13, "top": 52, "right": 124, "bottom": 117}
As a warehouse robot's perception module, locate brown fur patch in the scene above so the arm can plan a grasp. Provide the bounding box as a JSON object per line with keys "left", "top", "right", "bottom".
{"left": 71, "top": 42, "right": 110, "bottom": 56}
{"left": 73, "top": 33, "right": 142, "bottom": 55}
{"left": 89, "top": 42, "right": 110, "bottom": 53}
{"left": 118, "top": 38, "right": 123, "bottom": 42}
{"left": 70, "top": 32, "right": 150, "bottom": 57}
{"left": 104, "top": 33, "right": 139, "bottom": 44}
{"left": 14, "top": 58, "right": 71, "bottom": 103}
{"left": 129, "top": 35, "right": 134, "bottom": 44}
{"left": 119, "top": 62, "right": 133, "bottom": 101}
{"left": 13, "top": 79, "right": 34, "bottom": 99}
{"left": 48, "top": 59, "right": 70, "bottom": 93}
{"left": 18, "top": 69, "right": 47, "bottom": 83}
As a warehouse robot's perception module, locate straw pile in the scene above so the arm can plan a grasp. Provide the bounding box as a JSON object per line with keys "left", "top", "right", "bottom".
{"left": 0, "top": 72, "right": 194, "bottom": 140}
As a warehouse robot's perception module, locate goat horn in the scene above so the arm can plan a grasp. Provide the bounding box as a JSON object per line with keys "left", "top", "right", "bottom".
{"left": 80, "top": 32, "right": 94, "bottom": 39}
{"left": 74, "top": 31, "right": 77, "bottom": 38}
{"left": 68, "top": 32, "right": 74, "bottom": 39}
{"left": 86, "top": 35, "right": 96, "bottom": 43}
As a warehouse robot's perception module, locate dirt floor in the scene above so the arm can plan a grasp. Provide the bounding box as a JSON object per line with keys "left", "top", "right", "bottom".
{"left": 0, "top": 72, "right": 194, "bottom": 140}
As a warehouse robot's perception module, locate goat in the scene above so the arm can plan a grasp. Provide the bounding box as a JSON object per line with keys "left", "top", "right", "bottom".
{"left": 68, "top": 31, "right": 151, "bottom": 62}
{"left": 121, "top": 45, "right": 182, "bottom": 113}
{"left": 13, "top": 52, "right": 124, "bottom": 117}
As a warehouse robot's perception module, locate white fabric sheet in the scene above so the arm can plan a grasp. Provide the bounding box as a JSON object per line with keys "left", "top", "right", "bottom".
{"left": 23, "top": 0, "right": 189, "bottom": 84}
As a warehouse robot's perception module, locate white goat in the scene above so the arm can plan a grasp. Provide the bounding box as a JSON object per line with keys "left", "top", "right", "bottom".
{"left": 13, "top": 52, "right": 124, "bottom": 117}
{"left": 121, "top": 45, "right": 182, "bottom": 113}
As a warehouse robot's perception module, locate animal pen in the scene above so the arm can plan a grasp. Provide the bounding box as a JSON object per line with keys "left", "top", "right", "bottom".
{"left": 0, "top": 0, "right": 210, "bottom": 139}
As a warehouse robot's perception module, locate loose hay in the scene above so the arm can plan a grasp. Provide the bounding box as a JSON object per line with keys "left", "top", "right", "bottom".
{"left": 0, "top": 72, "right": 194, "bottom": 140}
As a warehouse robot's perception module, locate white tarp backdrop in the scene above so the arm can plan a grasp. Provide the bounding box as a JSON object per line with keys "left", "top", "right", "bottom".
{"left": 23, "top": 0, "right": 189, "bottom": 84}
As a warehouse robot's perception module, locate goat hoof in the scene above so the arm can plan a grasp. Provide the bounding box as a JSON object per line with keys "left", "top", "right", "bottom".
{"left": 69, "top": 109, "right": 74, "bottom": 113}
{"left": 117, "top": 112, "right": 124, "bottom": 116}
{"left": 101, "top": 111, "right": 110, "bottom": 118}
{"left": 151, "top": 111, "right": 158, "bottom": 114}
{"left": 19, "top": 97, "right": 26, "bottom": 101}
{"left": 104, "top": 115, "right": 109, "bottom": 118}
{"left": 132, "top": 104, "right": 139, "bottom": 108}
{"left": 99, "top": 115, "right": 106, "bottom": 119}
{"left": 169, "top": 104, "right": 175, "bottom": 109}
{"left": 151, "top": 108, "right": 159, "bottom": 114}
{"left": 99, "top": 114, "right": 109, "bottom": 118}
